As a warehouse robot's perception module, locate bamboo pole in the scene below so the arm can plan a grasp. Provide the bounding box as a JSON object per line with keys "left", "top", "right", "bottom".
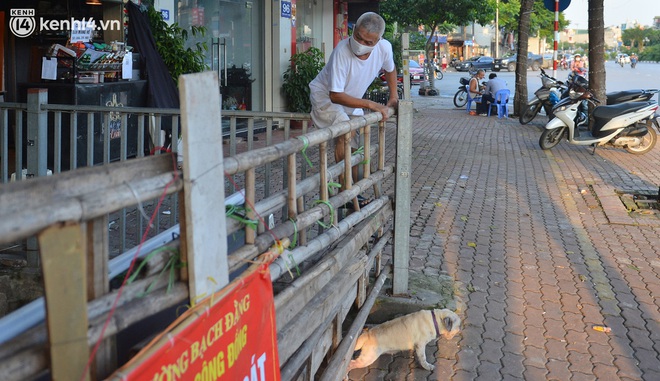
{"left": 0, "top": 271, "right": 179, "bottom": 363}
{"left": 86, "top": 215, "right": 116, "bottom": 379}
{"left": 222, "top": 109, "right": 393, "bottom": 175}
{"left": 279, "top": 298, "right": 343, "bottom": 381}
{"left": 287, "top": 153, "right": 297, "bottom": 220}
{"left": 319, "top": 141, "right": 329, "bottom": 229}
{"left": 375, "top": 120, "right": 386, "bottom": 198}
{"left": 318, "top": 262, "right": 392, "bottom": 381}
{"left": 86, "top": 283, "right": 189, "bottom": 345}
{"left": 270, "top": 197, "right": 390, "bottom": 282}
{"left": 363, "top": 124, "right": 371, "bottom": 179}
{"left": 296, "top": 196, "right": 307, "bottom": 245}
{"left": 245, "top": 168, "right": 256, "bottom": 244}
{"left": 228, "top": 167, "right": 393, "bottom": 272}
{"left": 225, "top": 145, "right": 379, "bottom": 235}
{"left": 276, "top": 256, "right": 367, "bottom": 366}
{"left": 273, "top": 202, "right": 391, "bottom": 331}
{"left": 0, "top": 164, "right": 181, "bottom": 245}
{"left": 343, "top": 131, "right": 359, "bottom": 211}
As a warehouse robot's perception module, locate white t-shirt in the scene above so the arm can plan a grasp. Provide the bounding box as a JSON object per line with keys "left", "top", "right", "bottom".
{"left": 309, "top": 37, "right": 395, "bottom": 119}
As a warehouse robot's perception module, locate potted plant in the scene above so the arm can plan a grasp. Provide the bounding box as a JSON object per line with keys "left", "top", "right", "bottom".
{"left": 282, "top": 47, "right": 325, "bottom": 114}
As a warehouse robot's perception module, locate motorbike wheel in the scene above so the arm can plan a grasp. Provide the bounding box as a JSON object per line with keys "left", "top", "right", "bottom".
{"left": 453, "top": 89, "right": 468, "bottom": 108}
{"left": 436, "top": 70, "right": 443, "bottom": 80}
{"left": 625, "top": 123, "right": 657, "bottom": 154}
{"left": 519, "top": 102, "right": 543, "bottom": 125}
{"left": 539, "top": 127, "right": 566, "bottom": 150}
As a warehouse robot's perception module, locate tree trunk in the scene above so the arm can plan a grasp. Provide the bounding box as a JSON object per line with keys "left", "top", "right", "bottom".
{"left": 588, "top": 0, "right": 606, "bottom": 103}
{"left": 513, "top": 0, "right": 534, "bottom": 116}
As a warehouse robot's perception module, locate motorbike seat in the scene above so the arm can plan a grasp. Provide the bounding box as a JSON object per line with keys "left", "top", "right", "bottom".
{"left": 592, "top": 101, "right": 654, "bottom": 129}
{"left": 605, "top": 90, "right": 649, "bottom": 105}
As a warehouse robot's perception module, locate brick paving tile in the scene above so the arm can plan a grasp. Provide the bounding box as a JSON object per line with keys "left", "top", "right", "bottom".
{"left": 521, "top": 365, "right": 549, "bottom": 380}
{"left": 569, "top": 372, "right": 598, "bottom": 381}
{"left": 354, "top": 94, "right": 660, "bottom": 380}
{"left": 567, "top": 351, "right": 594, "bottom": 375}
{"left": 613, "top": 356, "right": 644, "bottom": 380}
{"left": 592, "top": 363, "right": 620, "bottom": 380}
{"left": 546, "top": 358, "right": 572, "bottom": 381}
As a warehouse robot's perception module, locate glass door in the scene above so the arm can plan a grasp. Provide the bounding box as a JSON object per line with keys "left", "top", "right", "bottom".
{"left": 178, "top": 0, "right": 257, "bottom": 110}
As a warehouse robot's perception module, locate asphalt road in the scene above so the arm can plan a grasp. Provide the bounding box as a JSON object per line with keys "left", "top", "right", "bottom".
{"left": 419, "top": 60, "right": 660, "bottom": 105}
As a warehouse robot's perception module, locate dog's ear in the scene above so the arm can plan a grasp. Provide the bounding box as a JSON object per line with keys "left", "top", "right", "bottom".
{"left": 442, "top": 316, "right": 454, "bottom": 332}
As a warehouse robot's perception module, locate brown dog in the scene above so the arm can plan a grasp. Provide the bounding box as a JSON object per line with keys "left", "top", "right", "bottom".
{"left": 346, "top": 308, "right": 461, "bottom": 373}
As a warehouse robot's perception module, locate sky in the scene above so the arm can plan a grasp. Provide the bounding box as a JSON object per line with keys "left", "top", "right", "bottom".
{"left": 562, "top": 0, "right": 660, "bottom": 29}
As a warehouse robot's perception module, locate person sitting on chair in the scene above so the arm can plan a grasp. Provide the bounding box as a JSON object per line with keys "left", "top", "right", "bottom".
{"left": 482, "top": 73, "right": 508, "bottom": 115}
{"left": 469, "top": 69, "right": 486, "bottom": 115}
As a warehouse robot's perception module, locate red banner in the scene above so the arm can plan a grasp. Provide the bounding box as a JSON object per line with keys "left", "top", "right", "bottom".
{"left": 113, "top": 263, "right": 280, "bottom": 381}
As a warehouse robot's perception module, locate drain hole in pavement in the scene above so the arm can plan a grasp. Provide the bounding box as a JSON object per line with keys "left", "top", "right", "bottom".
{"left": 618, "top": 189, "right": 660, "bottom": 215}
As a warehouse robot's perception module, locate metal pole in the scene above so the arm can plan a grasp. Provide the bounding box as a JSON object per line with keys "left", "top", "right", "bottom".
{"left": 495, "top": 0, "right": 499, "bottom": 58}
{"left": 553, "top": 0, "right": 559, "bottom": 78}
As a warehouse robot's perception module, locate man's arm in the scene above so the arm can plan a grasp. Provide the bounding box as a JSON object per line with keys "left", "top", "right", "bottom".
{"left": 383, "top": 69, "right": 399, "bottom": 108}
{"left": 329, "top": 88, "right": 392, "bottom": 121}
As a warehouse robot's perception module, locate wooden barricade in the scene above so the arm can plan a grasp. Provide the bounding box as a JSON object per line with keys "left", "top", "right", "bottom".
{"left": 0, "top": 72, "right": 400, "bottom": 380}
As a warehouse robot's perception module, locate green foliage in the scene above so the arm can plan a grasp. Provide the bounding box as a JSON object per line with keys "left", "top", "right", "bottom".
{"left": 640, "top": 45, "right": 660, "bottom": 62}
{"left": 498, "top": 0, "right": 569, "bottom": 43}
{"left": 146, "top": 6, "right": 208, "bottom": 84}
{"left": 282, "top": 47, "right": 325, "bottom": 113}
{"left": 383, "top": 23, "right": 403, "bottom": 68}
{"left": 381, "top": 0, "right": 494, "bottom": 70}
{"left": 381, "top": 0, "right": 495, "bottom": 38}
{"left": 409, "top": 32, "right": 429, "bottom": 51}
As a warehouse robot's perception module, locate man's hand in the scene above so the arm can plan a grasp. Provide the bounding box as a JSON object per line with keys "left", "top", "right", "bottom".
{"left": 386, "top": 97, "right": 398, "bottom": 109}
{"left": 373, "top": 102, "right": 390, "bottom": 121}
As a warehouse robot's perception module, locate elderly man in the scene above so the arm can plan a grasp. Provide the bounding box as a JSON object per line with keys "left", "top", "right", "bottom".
{"left": 309, "top": 12, "right": 398, "bottom": 169}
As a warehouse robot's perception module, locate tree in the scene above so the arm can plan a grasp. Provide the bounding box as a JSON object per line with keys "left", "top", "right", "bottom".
{"left": 380, "top": 0, "right": 495, "bottom": 89}
{"left": 513, "top": 0, "right": 534, "bottom": 115}
{"left": 622, "top": 27, "right": 650, "bottom": 52}
{"left": 588, "top": 0, "right": 606, "bottom": 104}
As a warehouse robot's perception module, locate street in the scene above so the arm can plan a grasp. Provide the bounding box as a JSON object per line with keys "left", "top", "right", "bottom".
{"left": 424, "top": 60, "right": 660, "bottom": 104}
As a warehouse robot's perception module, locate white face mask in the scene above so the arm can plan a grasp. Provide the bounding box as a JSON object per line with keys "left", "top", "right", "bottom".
{"left": 350, "top": 35, "right": 376, "bottom": 56}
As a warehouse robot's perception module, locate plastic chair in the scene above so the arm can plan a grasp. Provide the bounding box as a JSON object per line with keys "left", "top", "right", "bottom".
{"left": 488, "top": 89, "right": 510, "bottom": 118}
{"left": 466, "top": 85, "right": 482, "bottom": 114}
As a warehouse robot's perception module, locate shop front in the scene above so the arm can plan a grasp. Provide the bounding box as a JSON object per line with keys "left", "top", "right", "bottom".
{"left": 3, "top": 0, "right": 150, "bottom": 169}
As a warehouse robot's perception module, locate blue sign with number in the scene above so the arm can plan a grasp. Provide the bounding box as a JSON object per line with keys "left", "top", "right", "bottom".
{"left": 161, "top": 9, "right": 170, "bottom": 21}
{"left": 281, "top": 1, "right": 292, "bottom": 18}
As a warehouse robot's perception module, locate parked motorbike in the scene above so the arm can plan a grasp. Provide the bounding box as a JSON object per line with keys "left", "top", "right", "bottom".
{"left": 606, "top": 88, "right": 658, "bottom": 105}
{"left": 539, "top": 76, "right": 660, "bottom": 155}
{"left": 519, "top": 68, "right": 568, "bottom": 124}
{"left": 453, "top": 77, "right": 470, "bottom": 108}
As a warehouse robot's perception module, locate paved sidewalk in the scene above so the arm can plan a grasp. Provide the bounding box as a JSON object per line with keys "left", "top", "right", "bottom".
{"left": 348, "top": 94, "right": 660, "bottom": 380}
